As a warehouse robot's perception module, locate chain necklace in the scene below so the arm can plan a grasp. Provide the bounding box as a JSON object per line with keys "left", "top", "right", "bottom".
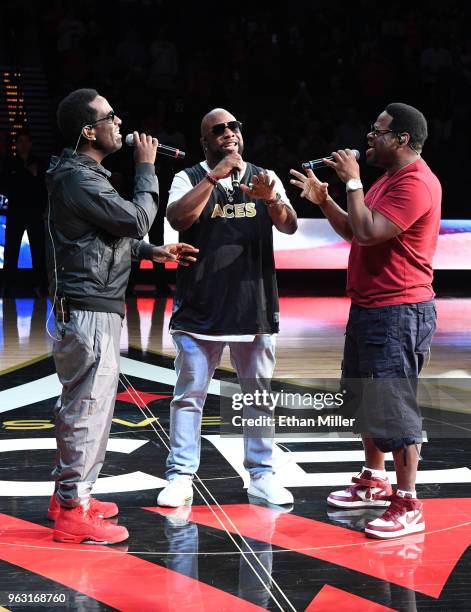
{"left": 216, "top": 182, "right": 236, "bottom": 203}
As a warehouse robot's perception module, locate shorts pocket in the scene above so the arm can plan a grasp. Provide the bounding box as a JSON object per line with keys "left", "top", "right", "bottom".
{"left": 358, "top": 316, "right": 395, "bottom": 375}
{"left": 416, "top": 310, "right": 436, "bottom": 353}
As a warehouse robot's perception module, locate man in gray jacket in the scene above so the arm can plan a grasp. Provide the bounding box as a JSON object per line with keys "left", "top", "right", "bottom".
{"left": 46, "top": 88, "right": 197, "bottom": 544}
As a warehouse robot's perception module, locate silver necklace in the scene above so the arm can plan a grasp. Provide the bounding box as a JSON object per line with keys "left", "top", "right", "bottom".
{"left": 216, "top": 182, "right": 236, "bottom": 203}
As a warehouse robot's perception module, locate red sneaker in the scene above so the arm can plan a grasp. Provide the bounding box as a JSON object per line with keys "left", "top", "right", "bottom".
{"left": 327, "top": 470, "right": 393, "bottom": 508}
{"left": 53, "top": 505, "right": 129, "bottom": 545}
{"left": 365, "top": 493, "right": 425, "bottom": 539}
{"left": 48, "top": 494, "right": 118, "bottom": 521}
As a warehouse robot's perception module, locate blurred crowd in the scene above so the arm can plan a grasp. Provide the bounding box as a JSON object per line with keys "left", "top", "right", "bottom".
{"left": 1, "top": 0, "right": 470, "bottom": 218}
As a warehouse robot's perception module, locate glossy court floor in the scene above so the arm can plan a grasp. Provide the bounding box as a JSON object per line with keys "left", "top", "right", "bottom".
{"left": 0, "top": 296, "right": 470, "bottom": 611}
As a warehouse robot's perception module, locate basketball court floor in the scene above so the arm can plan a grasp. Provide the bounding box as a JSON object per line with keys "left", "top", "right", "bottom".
{"left": 0, "top": 296, "right": 470, "bottom": 611}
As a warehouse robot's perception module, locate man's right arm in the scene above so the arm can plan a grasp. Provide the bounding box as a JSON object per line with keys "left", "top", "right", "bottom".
{"left": 167, "top": 152, "right": 243, "bottom": 232}
{"left": 318, "top": 196, "right": 353, "bottom": 243}
{"left": 166, "top": 172, "right": 215, "bottom": 232}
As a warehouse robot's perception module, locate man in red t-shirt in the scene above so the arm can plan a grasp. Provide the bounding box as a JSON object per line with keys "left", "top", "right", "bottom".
{"left": 290, "top": 103, "right": 441, "bottom": 539}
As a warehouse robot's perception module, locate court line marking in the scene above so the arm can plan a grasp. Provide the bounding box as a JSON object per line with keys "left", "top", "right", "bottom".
{"left": 117, "top": 373, "right": 296, "bottom": 612}
{"left": 1, "top": 519, "right": 470, "bottom": 556}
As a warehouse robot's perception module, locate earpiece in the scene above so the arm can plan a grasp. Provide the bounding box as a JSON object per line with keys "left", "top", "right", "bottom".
{"left": 82, "top": 125, "right": 95, "bottom": 140}
{"left": 398, "top": 134, "right": 406, "bottom": 144}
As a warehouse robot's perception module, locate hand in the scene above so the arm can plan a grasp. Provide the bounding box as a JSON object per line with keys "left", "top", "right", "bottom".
{"left": 240, "top": 172, "right": 276, "bottom": 201}
{"left": 323, "top": 148, "right": 360, "bottom": 183}
{"left": 211, "top": 152, "right": 243, "bottom": 180}
{"left": 152, "top": 243, "right": 199, "bottom": 266}
{"left": 290, "top": 168, "right": 329, "bottom": 205}
{"left": 133, "top": 131, "right": 158, "bottom": 165}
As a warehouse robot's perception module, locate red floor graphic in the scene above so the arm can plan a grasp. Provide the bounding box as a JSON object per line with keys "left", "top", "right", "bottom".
{"left": 150, "top": 499, "right": 471, "bottom": 599}
{"left": 0, "top": 514, "right": 265, "bottom": 611}
{"left": 115, "top": 387, "right": 170, "bottom": 407}
{"left": 305, "top": 584, "right": 396, "bottom": 611}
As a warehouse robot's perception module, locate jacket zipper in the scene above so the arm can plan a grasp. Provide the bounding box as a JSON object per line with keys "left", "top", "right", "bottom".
{"left": 105, "top": 244, "right": 116, "bottom": 288}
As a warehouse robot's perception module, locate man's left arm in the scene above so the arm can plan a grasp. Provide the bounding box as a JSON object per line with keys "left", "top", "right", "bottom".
{"left": 131, "top": 240, "right": 198, "bottom": 266}
{"left": 240, "top": 170, "right": 298, "bottom": 234}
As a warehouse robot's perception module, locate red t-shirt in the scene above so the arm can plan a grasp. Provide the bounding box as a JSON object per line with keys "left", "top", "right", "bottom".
{"left": 347, "top": 158, "right": 441, "bottom": 308}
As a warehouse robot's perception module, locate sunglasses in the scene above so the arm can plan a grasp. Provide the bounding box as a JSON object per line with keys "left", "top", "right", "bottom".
{"left": 209, "top": 120, "right": 242, "bottom": 136}
{"left": 91, "top": 110, "right": 116, "bottom": 126}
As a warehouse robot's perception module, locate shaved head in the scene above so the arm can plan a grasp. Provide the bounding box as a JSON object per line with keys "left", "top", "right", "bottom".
{"left": 201, "top": 108, "right": 236, "bottom": 136}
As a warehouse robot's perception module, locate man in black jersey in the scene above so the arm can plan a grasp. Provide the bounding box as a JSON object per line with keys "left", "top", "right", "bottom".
{"left": 158, "top": 108, "right": 298, "bottom": 507}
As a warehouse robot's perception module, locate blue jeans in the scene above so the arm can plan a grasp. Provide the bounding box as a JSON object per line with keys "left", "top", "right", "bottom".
{"left": 166, "top": 333, "right": 276, "bottom": 479}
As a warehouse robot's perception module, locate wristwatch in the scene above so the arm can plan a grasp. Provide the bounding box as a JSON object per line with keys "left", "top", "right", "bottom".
{"left": 266, "top": 192, "right": 282, "bottom": 207}
{"left": 345, "top": 178, "right": 363, "bottom": 192}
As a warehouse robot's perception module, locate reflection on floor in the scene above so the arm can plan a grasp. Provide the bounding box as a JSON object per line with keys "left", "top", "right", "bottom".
{"left": 0, "top": 298, "right": 470, "bottom": 610}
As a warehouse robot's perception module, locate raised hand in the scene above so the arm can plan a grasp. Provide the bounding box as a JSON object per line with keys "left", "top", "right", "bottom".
{"left": 240, "top": 172, "right": 276, "bottom": 201}
{"left": 290, "top": 168, "right": 329, "bottom": 205}
{"left": 133, "top": 132, "right": 158, "bottom": 165}
{"left": 211, "top": 152, "right": 243, "bottom": 180}
{"left": 323, "top": 149, "right": 360, "bottom": 183}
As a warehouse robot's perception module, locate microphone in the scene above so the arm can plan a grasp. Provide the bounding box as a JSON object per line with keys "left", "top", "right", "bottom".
{"left": 125, "top": 134, "right": 185, "bottom": 159}
{"left": 231, "top": 169, "right": 240, "bottom": 190}
{"left": 302, "top": 149, "right": 360, "bottom": 170}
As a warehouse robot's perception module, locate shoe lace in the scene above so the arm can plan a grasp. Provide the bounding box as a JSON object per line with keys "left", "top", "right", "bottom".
{"left": 346, "top": 481, "right": 371, "bottom": 496}
{"left": 83, "top": 506, "right": 105, "bottom": 526}
{"left": 380, "top": 497, "right": 405, "bottom": 522}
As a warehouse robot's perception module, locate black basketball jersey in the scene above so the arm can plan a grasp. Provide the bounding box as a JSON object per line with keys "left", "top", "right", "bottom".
{"left": 170, "top": 162, "right": 280, "bottom": 335}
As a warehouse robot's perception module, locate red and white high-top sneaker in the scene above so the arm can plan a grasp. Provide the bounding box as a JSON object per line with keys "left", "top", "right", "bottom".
{"left": 365, "top": 493, "right": 425, "bottom": 539}
{"left": 327, "top": 469, "right": 393, "bottom": 508}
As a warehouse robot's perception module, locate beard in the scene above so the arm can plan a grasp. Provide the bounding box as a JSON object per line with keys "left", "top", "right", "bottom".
{"left": 211, "top": 140, "right": 244, "bottom": 161}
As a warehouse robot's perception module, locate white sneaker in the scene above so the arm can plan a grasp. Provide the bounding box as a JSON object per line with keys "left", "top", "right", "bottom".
{"left": 247, "top": 473, "right": 294, "bottom": 505}
{"left": 157, "top": 475, "right": 193, "bottom": 507}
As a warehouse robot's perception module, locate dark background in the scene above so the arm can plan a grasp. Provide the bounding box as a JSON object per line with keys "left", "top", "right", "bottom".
{"left": 0, "top": 0, "right": 470, "bottom": 217}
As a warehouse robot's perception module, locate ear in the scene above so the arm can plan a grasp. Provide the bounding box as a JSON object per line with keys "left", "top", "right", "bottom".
{"left": 82, "top": 125, "right": 96, "bottom": 141}
{"left": 200, "top": 136, "right": 208, "bottom": 152}
{"left": 398, "top": 133, "right": 408, "bottom": 145}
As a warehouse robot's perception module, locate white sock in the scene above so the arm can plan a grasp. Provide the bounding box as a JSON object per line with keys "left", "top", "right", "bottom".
{"left": 396, "top": 489, "right": 417, "bottom": 499}
{"left": 363, "top": 466, "right": 387, "bottom": 479}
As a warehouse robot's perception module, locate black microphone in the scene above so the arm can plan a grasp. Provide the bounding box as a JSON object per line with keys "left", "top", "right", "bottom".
{"left": 125, "top": 134, "right": 186, "bottom": 159}
{"left": 302, "top": 149, "right": 360, "bottom": 170}
{"left": 231, "top": 169, "right": 240, "bottom": 190}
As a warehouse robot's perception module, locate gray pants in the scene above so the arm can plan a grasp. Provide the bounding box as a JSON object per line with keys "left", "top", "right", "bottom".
{"left": 166, "top": 333, "right": 276, "bottom": 480}
{"left": 52, "top": 310, "right": 121, "bottom": 507}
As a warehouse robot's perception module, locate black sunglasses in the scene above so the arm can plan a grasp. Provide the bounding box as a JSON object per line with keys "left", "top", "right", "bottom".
{"left": 91, "top": 110, "right": 116, "bottom": 126}
{"left": 209, "top": 120, "right": 242, "bottom": 136}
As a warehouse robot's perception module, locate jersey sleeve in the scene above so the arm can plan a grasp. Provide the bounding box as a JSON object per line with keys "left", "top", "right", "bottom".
{"left": 168, "top": 170, "right": 193, "bottom": 205}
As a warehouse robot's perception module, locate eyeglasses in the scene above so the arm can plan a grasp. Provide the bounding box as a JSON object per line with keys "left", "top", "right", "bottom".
{"left": 91, "top": 110, "right": 116, "bottom": 126}
{"left": 208, "top": 120, "right": 242, "bottom": 136}
{"left": 369, "top": 123, "right": 394, "bottom": 137}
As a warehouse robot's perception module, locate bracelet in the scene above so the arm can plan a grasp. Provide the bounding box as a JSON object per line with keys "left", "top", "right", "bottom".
{"left": 265, "top": 192, "right": 282, "bottom": 208}
{"left": 205, "top": 173, "right": 218, "bottom": 186}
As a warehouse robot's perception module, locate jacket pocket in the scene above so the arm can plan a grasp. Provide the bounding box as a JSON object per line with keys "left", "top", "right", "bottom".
{"left": 85, "top": 238, "right": 113, "bottom": 287}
